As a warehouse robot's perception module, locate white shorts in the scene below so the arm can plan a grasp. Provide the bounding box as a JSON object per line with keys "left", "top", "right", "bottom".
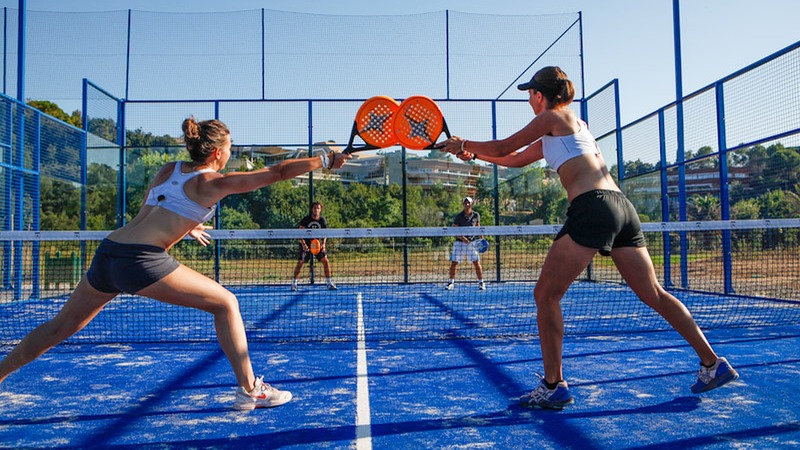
{"left": 450, "top": 241, "right": 480, "bottom": 263}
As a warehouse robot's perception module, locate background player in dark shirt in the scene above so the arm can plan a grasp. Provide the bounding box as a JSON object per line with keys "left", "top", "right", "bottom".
{"left": 291, "top": 201, "right": 337, "bottom": 290}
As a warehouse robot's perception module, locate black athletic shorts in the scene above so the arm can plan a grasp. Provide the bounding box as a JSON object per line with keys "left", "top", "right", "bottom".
{"left": 86, "top": 239, "right": 180, "bottom": 294}
{"left": 298, "top": 245, "right": 327, "bottom": 263}
{"left": 555, "top": 189, "right": 647, "bottom": 256}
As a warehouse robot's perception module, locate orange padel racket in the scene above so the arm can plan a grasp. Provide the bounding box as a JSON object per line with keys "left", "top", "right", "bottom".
{"left": 343, "top": 95, "right": 400, "bottom": 154}
{"left": 309, "top": 239, "right": 322, "bottom": 255}
{"left": 392, "top": 95, "right": 452, "bottom": 150}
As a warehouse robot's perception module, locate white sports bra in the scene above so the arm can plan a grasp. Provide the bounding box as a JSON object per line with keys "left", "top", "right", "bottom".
{"left": 144, "top": 161, "right": 216, "bottom": 223}
{"left": 541, "top": 121, "right": 600, "bottom": 171}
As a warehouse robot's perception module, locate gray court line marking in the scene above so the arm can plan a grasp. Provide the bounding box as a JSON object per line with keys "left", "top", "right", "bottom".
{"left": 356, "top": 292, "right": 373, "bottom": 450}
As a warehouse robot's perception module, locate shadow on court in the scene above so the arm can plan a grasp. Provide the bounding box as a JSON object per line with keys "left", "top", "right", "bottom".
{"left": 1, "top": 319, "right": 799, "bottom": 448}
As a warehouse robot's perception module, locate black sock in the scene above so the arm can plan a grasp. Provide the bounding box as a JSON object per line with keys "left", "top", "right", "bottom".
{"left": 701, "top": 360, "right": 716, "bottom": 368}
{"left": 544, "top": 380, "right": 562, "bottom": 390}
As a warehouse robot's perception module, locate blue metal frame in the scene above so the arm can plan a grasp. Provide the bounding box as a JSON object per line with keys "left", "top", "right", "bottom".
{"left": 261, "top": 9, "right": 265, "bottom": 100}
{"left": 214, "top": 101, "right": 222, "bottom": 283}
{"left": 2, "top": 100, "right": 11, "bottom": 289}
{"left": 715, "top": 81, "right": 733, "bottom": 294}
{"left": 491, "top": 100, "right": 500, "bottom": 282}
{"left": 445, "top": 10, "right": 450, "bottom": 100}
{"left": 125, "top": 10, "right": 131, "bottom": 100}
{"left": 12, "top": 102, "right": 24, "bottom": 302}
{"left": 2, "top": 8, "right": 6, "bottom": 94}
{"left": 658, "top": 109, "right": 672, "bottom": 288}
{"left": 673, "top": 0, "right": 689, "bottom": 288}
{"left": 9, "top": 0, "right": 25, "bottom": 299}
{"left": 30, "top": 109, "right": 40, "bottom": 299}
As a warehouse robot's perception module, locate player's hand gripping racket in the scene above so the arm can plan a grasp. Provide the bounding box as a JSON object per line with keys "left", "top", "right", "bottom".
{"left": 342, "top": 95, "right": 400, "bottom": 154}
{"left": 472, "top": 238, "right": 489, "bottom": 254}
{"left": 393, "top": 95, "right": 452, "bottom": 150}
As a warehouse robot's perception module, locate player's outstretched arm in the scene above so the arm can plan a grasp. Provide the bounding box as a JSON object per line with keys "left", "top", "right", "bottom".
{"left": 211, "top": 151, "right": 349, "bottom": 196}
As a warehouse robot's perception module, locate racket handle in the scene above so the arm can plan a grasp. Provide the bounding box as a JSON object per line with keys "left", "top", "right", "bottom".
{"left": 421, "top": 119, "right": 452, "bottom": 150}
{"left": 344, "top": 143, "right": 381, "bottom": 155}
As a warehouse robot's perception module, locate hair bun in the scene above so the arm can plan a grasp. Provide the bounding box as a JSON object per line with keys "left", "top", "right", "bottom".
{"left": 182, "top": 117, "right": 200, "bottom": 140}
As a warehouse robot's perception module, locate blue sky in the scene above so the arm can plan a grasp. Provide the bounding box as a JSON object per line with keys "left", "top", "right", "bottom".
{"left": 3, "top": 0, "right": 799, "bottom": 124}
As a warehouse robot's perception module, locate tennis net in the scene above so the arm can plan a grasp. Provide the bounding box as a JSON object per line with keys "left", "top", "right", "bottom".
{"left": 1, "top": 219, "right": 798, "bottom": 343}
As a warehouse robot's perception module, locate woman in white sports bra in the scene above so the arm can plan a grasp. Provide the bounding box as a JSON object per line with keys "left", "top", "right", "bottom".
{"left": 438, "top": 66, "right": 738, "bottom": 409}
{"left": 0, "top": 116, "right": 350, "bottom": 411}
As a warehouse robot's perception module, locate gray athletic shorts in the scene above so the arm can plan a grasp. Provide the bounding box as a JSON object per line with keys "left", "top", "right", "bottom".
{"left": 86, "top": 239, "right": 180, "bottom": 294}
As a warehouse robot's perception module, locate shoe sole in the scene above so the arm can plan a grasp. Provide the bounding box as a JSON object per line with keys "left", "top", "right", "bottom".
{"left": 519, "top": 397, "right": 574, "bottom": 410}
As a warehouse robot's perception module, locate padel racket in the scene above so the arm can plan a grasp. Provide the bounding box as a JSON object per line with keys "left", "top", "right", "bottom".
{"left": 472, "top": 238, "right": 489, "bottom": 254}
{"left": 393, "top": 95, "right": 452, "bottom": 150}
{"left": 309, "top": 239, "right": 322, "bottom": 255}
{"left": 342, "top": 95, "right": 400, "bottom": 154}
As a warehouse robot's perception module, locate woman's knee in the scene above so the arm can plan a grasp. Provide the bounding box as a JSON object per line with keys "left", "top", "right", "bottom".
{"left": 534, "top": 283, "right": 566, "bottom": 308}
{"left": 208, "top": 292, "right": 240, "bottom": 316}
{"left": 638, "top": 286, "right": 676, "bottom": 310}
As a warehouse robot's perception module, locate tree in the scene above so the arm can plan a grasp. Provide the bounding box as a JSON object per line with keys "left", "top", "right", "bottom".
{"left": 623, "top": 159, "right": 657, "bottom": 177}
{"left": 731, "top": 198, "right": 759, "bottom": 220}
{"left": 27, "top": 100, "right": 82, "bottom": 128}
{"left": 86, "top": 162, "right": 118, "bottom": 230}
{"left": 687, "top": 194, "right": 721, "bottom": 221}
{"left": 757, "top": 190, "right": 800, "bottom": 219}
{"left": 684, "top": 146, "right": 717, "bottom": 168}
{"left": 87, "top": 117, "right": 118, "bottom": 143}
{"left": 425, "top": 149, "right": 452, "bottom": 160}
{"left": 39, "top": 177, "right": 80, "bottom": 229}
{"left": 127, "top": 128, "right": 182, "bottom": 147}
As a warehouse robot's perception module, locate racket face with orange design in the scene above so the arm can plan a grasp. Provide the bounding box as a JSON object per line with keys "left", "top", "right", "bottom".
{"left": 393, "top": 95, "right": 452, "bottom": 150}
{"left": 309, "top": 239, "right": 321, "bottom": 255}
{"left": 343, "top": 95, "right": 400, "bottom": 154}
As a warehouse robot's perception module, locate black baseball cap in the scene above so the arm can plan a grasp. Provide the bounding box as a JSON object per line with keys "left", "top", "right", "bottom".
{"left": 517, "top": 75, "right": 542, "bottom": 91}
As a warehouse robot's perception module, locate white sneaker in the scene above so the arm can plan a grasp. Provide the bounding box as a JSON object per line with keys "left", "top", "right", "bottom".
{"left": 327, "top": 282, "right": 338, "bottom": 290}
{"left": 291, "top": 282, "right": 297, "bottom": 291}
{"left": 691, "top": 357, "right": 739, "bottom": 393}
{"left": 519, "top": 378, "right": 574, "bottom": 410}
{"left": 478, "top": 281, "right": 486, "bottom": 290}
{"left": 233, "top": 376, "right": 292, "bottom": 410}
{"left": 445, "top": 282, "right": 454, "bottom": 290}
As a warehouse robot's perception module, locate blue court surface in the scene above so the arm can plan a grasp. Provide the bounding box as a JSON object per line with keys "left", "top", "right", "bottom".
{"left": 2, "top": 327, "right": 799, "bottom": 448}
{"left": 1, "top": 286, "right": 800, "bottom": 449}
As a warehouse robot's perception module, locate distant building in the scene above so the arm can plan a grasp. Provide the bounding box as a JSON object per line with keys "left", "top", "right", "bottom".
{"left": 666, "top": 166, "right": 752, "bottom": 196}
{"left": 385, "top": 151, "right": 503, "bottom": 196}
{"left": 237, "top": 141, "right": 510, "bottom": 196}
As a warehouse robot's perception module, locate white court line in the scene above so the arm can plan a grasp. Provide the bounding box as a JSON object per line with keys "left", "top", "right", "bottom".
{"left": 355, "top": 292, "right": 373, "bottom": 450}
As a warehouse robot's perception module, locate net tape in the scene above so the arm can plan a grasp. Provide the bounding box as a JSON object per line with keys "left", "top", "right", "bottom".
{"left": 2, "top": 218, "right": 798, "bottom": 242}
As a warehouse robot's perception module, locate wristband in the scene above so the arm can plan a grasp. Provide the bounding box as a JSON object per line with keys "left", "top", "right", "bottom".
{"left": 319, "top": 152, "right": 330, "bottom": 169}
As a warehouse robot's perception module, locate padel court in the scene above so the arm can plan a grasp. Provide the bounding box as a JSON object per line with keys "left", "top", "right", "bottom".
{"left": 1, "top": 5, "right": 799, "bottom": 450}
